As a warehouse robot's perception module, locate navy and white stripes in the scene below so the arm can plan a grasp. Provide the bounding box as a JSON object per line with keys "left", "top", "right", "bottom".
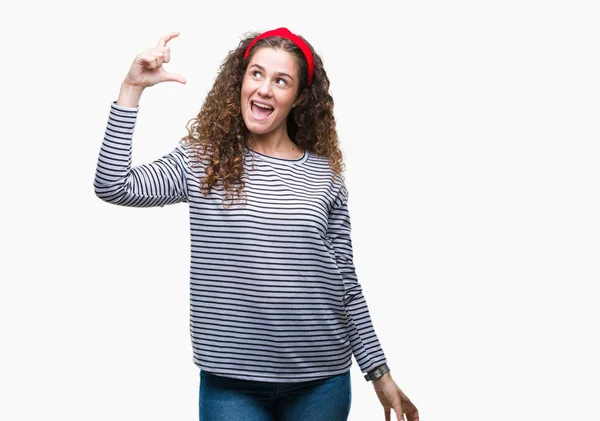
{"left": 94, "top": 101, "right": 388, "bottom": 382}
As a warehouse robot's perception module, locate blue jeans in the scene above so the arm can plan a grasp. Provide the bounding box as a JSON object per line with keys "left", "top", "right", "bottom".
{"left": 198, "top": 369, "right": 352, "bottom": 421}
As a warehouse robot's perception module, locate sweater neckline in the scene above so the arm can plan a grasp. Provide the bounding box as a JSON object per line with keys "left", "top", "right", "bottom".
{"left": 244, "top": 146, "right": 309, "bottom": 166}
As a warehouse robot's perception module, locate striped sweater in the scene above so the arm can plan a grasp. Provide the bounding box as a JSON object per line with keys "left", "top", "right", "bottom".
{"left": 93, "top": 101, "right": 388, "bottom": 382}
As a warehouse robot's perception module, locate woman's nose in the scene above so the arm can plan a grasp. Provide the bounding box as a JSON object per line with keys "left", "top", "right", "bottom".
{"left": 257, "top": 80, "right": 272, "bottom": 97}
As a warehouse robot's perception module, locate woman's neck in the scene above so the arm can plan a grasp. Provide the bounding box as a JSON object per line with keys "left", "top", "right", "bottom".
{"left": 248, "top": 132, "right": 303, "bottom": 158}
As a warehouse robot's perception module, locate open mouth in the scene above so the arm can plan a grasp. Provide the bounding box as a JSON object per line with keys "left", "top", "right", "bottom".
{"left": 251, "top": 101, "right": 274, "bottom": 119}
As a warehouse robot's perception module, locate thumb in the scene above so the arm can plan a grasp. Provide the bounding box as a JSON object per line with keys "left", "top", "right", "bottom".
{"left": 163, "top": 72, "right": 187, "bottom": 84}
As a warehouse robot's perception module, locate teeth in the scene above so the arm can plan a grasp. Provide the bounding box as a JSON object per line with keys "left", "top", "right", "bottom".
{"left": 253, "top": 101, "right": 273, "bottom": 110}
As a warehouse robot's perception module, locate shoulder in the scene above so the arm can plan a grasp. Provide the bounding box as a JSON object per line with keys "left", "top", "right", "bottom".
{"left": 305, "top": 150, "right": 329, "bottom": 167}
{"left": 303, "top": 151, "right": 347, "bottom": 203}
{"left": 177, "top": 141, "right": 213, "bottom": 168}
{"left": 304, "top": 151, "right": 340, "bottom": 180}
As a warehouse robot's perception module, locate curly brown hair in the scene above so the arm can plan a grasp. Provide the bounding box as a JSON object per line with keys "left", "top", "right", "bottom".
{"left": 179, "top": 30, "right": 345, "bottom": 207}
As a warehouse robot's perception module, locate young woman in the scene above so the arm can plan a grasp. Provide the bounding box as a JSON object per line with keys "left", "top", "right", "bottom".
{"left": 94, "top": 28, "right": 419, "bottom": 421}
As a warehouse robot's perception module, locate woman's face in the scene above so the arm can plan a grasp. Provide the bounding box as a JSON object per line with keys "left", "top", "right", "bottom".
{"left": 241, "top": 47, "right": 300, "bottom": 136}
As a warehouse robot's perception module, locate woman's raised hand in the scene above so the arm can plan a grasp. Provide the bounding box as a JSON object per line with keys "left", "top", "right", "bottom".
{"left": 123, "top": 32, "right": 187, "bottom": 89}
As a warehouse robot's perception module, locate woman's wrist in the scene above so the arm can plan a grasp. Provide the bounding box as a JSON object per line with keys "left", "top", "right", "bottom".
{"left": 117, "top": 82, "right": 145, "bottom": 108}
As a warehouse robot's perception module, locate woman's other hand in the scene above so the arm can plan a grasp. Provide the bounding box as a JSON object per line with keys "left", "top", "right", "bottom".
{"left": 372, "top": 372, "right": 420, "bottom": 421}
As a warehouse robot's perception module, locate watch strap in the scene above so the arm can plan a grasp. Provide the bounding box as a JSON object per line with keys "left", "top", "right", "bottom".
{"left": 364, "top": 362, "right": 390, "bottom": 382}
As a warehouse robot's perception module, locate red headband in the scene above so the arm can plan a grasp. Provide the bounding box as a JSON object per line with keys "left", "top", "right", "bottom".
{"left": 244, "top": 27, "right": 314, "bottom": 85}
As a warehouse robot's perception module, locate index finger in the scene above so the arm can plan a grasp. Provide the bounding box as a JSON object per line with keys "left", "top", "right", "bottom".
{"left": 395, "top": 404, "right": 405, "bottom": 421}
{"left": 156, "top": 31, "right": 180, "bottom": 48}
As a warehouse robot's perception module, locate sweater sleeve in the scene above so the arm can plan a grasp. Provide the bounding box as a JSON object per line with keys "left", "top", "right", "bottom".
{"left": 94, "top": 101, "right": 189, "bottom": 207}
{"left": 326, "top": 182, "right": 388, "bottom": 374}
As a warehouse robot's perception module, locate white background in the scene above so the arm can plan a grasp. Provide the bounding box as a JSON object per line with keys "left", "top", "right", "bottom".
{"left": 1, "top": 1, "right": 598, "bottom": 420}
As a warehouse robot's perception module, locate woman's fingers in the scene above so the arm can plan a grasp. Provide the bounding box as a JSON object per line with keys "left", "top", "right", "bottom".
{"left": 394, "top": 402, "right": 405, "bottom": 421}
{"left": 137, "top": 53, "right": 160, "bottom": 70}
{"left": 163, "top": 71, "right": 187, "bottom": 84}
{"left": 138, "top": 50, "right": 185, "bottom": 84}
{"left": 160, "top": 46, "right": 171, "bottom": 63}
{"left": 156, "top": 31, "right": 179, "bottom": 49}
{"left": 139, "top": 49, "right": 167, "bottom": 70}
{"left": 125, "top": 33, "right": 184, "bottom": 87}
{"left": 145, "top": 49, "right": 165, "bottom": 69}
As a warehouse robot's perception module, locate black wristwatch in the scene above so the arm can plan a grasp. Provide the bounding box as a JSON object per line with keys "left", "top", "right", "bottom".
{"left": 364, "top": 362, "right": 390, "bottom": 382}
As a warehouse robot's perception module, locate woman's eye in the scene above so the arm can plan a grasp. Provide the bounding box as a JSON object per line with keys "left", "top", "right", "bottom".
{"left": 249, "top": 71, "right": 286, "bottom": 86}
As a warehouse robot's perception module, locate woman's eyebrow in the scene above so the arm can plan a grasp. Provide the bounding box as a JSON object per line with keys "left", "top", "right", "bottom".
{"left": 249, "top": 64, "right": 294, "bottom": 80}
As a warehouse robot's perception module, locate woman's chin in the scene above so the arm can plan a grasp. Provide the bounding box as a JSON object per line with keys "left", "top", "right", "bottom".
{"left": 243, "top": 118, "right": 273, "bottom": 135}
{"left": 245, "top": 123, "right": 267, "bottom": 135}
